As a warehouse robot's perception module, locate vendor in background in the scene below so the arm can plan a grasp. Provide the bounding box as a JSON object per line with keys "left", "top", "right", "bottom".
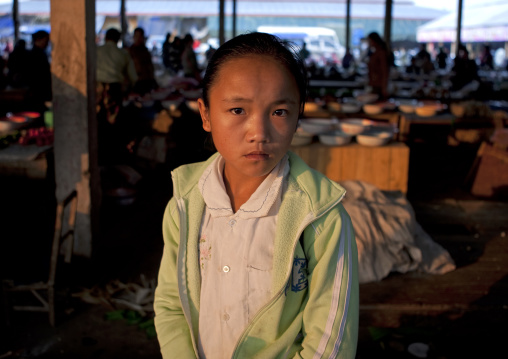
{"left": 161, "top": 33, "right": 172, "bottom": 72}
{"left": 450, "top": 44, "right": 479, "bottom": 93}
{"left": 479, "top": 45, "right": 494, "bottom": 70}
{"left": 96, "top": 28, "right": 137, "bottom": 125}
{"left": 7, "top": 39, "right": 30, "bottom": 88}
{"left": 342, "top": 47, "right": 355, "bottom": 70}
{"left": 298, "top": 42, "right": 310, "bottom": 62}
{"left": 27, "top": 30, "right": 51, "bottom": 113}
{"left": 128, "top": 27, "right": 158, "bottom": 95}
{"left": 166, "top": 36, "right": 183, "bottom": 76}
{"left": 181, "top": 33, "right": 201, "bottom": 81}
{"left": 436, "top": 47, "right": 448, "bottom": 70}
{"left": 366, "top": 32, "right": 389, "bottom": 99}
{"left": 405, "top": 56, "right": 421, "bottom": 76}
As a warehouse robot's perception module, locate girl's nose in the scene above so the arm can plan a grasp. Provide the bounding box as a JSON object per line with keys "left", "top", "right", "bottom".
{"left": 247, "top": 114, "right": 270, "bottom": 143}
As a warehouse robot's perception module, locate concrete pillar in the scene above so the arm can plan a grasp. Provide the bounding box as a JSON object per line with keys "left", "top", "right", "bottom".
{"left": 50, "top": 0, "right": 99, "bottom": 257}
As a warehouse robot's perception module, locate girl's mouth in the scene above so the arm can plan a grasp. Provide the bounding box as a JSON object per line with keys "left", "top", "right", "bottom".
{"left": 245, "top": 151, "right": 269, "bottom": 161}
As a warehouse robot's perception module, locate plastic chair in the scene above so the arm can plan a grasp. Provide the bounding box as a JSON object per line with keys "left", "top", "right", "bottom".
{"left": 3, "top": 189, "right": 78, "bottom": 326}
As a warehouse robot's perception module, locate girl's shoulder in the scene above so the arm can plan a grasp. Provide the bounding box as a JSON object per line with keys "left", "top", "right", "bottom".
{"left": 172, "top": 153, "right": 220, "bottom": 197}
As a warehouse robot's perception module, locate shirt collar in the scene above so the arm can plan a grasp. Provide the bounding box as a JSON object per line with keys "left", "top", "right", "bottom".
{"left": 198, "top": 154, "right": 289, "bottom": 219}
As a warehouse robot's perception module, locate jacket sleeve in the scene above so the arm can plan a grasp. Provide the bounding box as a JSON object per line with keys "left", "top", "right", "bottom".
{"left": 154, "top": 199, "right": 197, "bottom": 358}
{"left": 295, "top": 204, "right": 359, "bottom": 359}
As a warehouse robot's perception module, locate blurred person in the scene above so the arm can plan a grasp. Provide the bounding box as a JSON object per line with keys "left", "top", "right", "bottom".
{"left": 436, "top": 47, "right": 448, "bottom": 70}
{"left": 366, "top": 32, "right": 389, "bottom": 99}
{"left": 415, "top": 43, "right": 431, "bottom": 64}
{"left": 342, "top": 47, "right": 354, "bottom": 70}
{"left": 1, "top": 37, "right": 12, "bottom": 57}
{"left": 479, "top": 45, "right": 494, "bottom": 70}
{"left": 7, "top": 39, "right": 30, "bottom": 88}
{"left": 162, "top": 33, "right": 172, "bottom": 70}
{"left": 166, "top": 36, "right": 183, "bottom": 75}
{"left": 181, "top": 33, "right": 201, "bottom": 81}
{"left": 450, "top": 44, "right": 479, "bottom": 92}
{"left": 128, "top": 27, "right": 158, "bottom": 94}
{"left": 96, "top": 28, "right": 137, "bottom": 125}
{"left": 405, "top": 56, "right": 421, "bottom": 76}
{"left": 27, "top": 30, "right": 51, "bottom": 112}
{"left": 298, "top": 42, "right": 310, "bottom": 61}
{"left": 415, "top": 43, "right": 434, "bottom": 74}
{"left": 204, "top": 44, "right": 217, "bottom": 68}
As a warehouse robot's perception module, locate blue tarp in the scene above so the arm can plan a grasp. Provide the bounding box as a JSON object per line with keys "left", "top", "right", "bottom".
{"left": 0, "top": 15, "right": 13, "bottom": 37}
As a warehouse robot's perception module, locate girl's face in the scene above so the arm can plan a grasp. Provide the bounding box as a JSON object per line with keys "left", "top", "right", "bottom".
{"left": 198, "top": 54, "right": 300, "bottom": 186}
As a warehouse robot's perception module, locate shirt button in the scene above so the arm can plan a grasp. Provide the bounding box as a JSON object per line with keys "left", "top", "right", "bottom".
{"left": 222, "top": 265, "right": 230, "bottom": 273}
{"left": 229, "top": 219, "right": 236, "bottom": 226}
{"left": 223, "top": 313, "right": 230, "bottom": 321}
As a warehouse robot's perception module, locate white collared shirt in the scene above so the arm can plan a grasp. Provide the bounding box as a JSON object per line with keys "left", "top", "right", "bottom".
{"left": 197, "top": 154, "right": 289, "bottom": 359}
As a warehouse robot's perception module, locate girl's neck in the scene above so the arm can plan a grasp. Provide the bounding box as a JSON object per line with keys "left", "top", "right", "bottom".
{"left": 223, "top": 171, "right": 267, "bottom": 213}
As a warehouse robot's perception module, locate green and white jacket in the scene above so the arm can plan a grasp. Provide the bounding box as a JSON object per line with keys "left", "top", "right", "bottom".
{"left": 154, "top": 151, "right": 359, "bottom": 359}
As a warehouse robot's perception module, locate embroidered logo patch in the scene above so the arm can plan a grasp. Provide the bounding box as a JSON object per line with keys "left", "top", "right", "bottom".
{"left": 291, "top": 257, "right": 308, "bottom": 292}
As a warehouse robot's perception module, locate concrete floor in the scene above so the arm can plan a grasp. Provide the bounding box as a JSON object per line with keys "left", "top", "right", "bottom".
{"left": 1, "top": 133, "right": 507, "bottom": 358}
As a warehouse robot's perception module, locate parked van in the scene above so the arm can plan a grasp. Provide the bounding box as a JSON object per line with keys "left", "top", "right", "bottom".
{"left": 257, "top": 26, "right": 345, "bottom": 66}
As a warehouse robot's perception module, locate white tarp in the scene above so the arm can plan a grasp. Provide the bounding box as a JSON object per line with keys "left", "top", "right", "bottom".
{"left": 340, "top": 180, "right": 456, "bottom": 284}
{"left": 417, "top": 2, "right": 508, "bottom": 43}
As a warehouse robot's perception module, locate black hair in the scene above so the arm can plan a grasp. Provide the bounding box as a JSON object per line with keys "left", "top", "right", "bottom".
{"left": 183, "top": 33, "right": 193, "bottom": 44}
{"left": 32, "top": 30, "right": 49, "bottom": 42}
{"left": 105, "top": 28, "right": 121, "bottom": 43}
{"left": 367, "top": 31, "right": 387, "bottom": 51}
{"left": 201, "top": 32, "right": 308, "bottom": 117}
{"left": 14, "top": 39, "right": 26, "bottom": 50}
{"left": 134, "top": 27, "right": 145, "bottom": 36}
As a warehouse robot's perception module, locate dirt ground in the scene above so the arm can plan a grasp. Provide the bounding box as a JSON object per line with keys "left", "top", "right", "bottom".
{"left": 1, "top": 132, "right": 507, "bottom": 358}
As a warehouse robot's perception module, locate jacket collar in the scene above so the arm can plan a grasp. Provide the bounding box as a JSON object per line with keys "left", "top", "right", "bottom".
{"left": 172, "top": 151, "right": 346, "bottom": 212}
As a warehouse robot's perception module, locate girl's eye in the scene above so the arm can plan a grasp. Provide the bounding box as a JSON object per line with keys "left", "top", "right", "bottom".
{"left": 273, "top": 109, "right": 288, "bottom": 117}
{"left": 230, "top": 108, "right": 245, "bottom": 115}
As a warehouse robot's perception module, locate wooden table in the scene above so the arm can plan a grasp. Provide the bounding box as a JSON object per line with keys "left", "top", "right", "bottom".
{"left": 398, "top": 113, "right": 495, "bottom": 142}
{"left": 291, "top": 141, "right": 410, "bottom": 193}
{"left": 302, "top": 110, "right": 402, "bottom": 138}
{"left": 0, "top": 144, "right": 53, "bottom": 179}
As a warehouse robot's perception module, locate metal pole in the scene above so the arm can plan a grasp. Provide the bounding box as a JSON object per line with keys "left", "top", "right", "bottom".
{"left": 120, "top": 0, "right": 127, "bottom": 46}
{"left": 383, "top": 0, "right": 392, "bottom": 53}
{"left": 12, "top": 0, "right": 19, "bottom": 44}
{"left": 232, "top": 0, "right": 237, "bottom": 38}
{"left": 219, "top": 0, "right": 225, "bottom": 45}
{"left": 455, "top": 0, "right": 463, "bottom": 57}
{"left": 345, "top": 0, "right": 351, "bottom": 50}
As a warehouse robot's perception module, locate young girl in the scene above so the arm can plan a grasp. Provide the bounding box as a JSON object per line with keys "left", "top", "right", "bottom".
{"left": 154, "top": 32, "right": 358, "bottom": 359}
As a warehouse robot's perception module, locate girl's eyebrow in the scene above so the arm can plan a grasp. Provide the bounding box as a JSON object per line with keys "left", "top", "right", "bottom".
{"left": 222, "top": 97, "right": 252, "bottom": 103}
{"left": 273, "top": 98, "right": 298, "bottom": 105}
{"left": 222, "top": 97, "right": 297, "bottom": 105}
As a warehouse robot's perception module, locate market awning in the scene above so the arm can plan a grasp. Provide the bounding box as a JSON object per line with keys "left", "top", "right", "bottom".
{"left": 417, "top": 2, "right": 508, "bottom": 43}
{"left": 0, "top": 0, "right": 445, "bottom": 20}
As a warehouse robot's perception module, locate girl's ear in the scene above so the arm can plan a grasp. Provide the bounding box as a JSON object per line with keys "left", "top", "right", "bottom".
{"left": 198, "top": 98, "right": 211, "bottom": 132}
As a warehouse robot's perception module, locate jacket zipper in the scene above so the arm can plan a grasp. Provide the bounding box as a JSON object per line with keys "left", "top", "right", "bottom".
{"left": 230, "top": 192, "right": 346, "bottom": 359}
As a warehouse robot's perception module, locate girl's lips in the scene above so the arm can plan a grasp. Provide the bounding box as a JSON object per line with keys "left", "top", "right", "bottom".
{"left": 245, "top": 152, "right": 269, "bottom": 161}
